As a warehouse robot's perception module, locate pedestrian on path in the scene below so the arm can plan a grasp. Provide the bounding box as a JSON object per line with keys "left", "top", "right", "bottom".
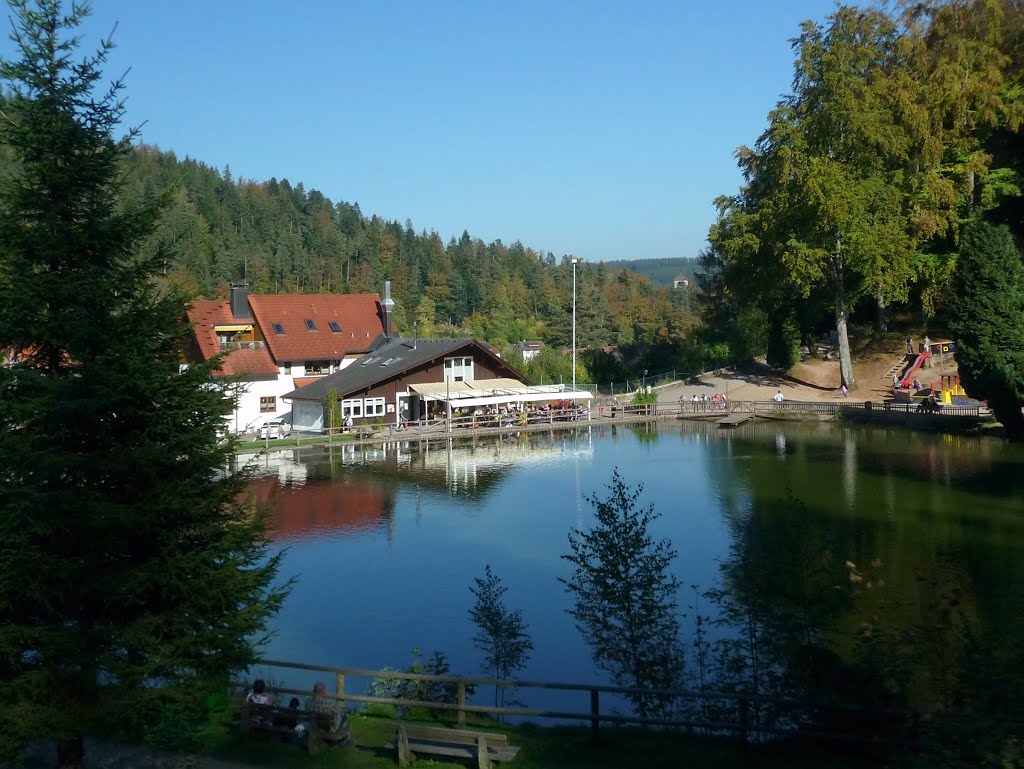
{"left": 773, "top": 390, "right": 784, "bottom": 403}
{"left": 905, "top": 336, "right": 914, "bottom": 354}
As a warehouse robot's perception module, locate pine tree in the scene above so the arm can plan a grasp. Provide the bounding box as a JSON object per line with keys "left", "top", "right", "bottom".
{"left": 561, "top": 469, "right": 683, "bottom": 719}
{"left": 949, "top": 219, "right": 1024, "bottom": 436}
{"left": 0, "top": 3, "right": 286, "bottom": 766}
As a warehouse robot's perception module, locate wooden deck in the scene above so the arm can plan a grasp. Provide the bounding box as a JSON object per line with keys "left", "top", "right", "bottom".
{"left": 718, "top": 413, "right": 753, "bottom": 428}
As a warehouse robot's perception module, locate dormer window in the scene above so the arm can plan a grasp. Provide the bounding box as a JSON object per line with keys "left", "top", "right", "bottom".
{"left": 272, "top": 322, "right": 285, "bottom": 335}
{"left": 328, "top": 321, "right": 341, "bottom": 333}
{"left": 305, "top": 319, "right": 317, "bottom": 331}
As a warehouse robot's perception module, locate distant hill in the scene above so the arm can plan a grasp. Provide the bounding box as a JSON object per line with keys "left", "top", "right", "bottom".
{"left": 601, "top": 257, "right": 700, "bottom": 286}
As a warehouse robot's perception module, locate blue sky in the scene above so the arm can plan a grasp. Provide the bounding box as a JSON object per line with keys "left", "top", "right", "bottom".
{"left": 9, "top": 1, "right": 837, "bottom": 261}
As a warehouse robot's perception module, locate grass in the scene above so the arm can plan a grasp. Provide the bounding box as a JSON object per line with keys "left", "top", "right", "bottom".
{"left": 206, "top": 713, "right": 887, "bottom": 769}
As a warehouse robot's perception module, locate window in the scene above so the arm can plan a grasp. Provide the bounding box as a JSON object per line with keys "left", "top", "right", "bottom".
{"left": 328, "top": 321, "right": 341, "bottom": 333}
{"left": 364, "top": 397, "right": 385, "bottom": 417}
{"left": 444, "top": 356, "right": 474, "bottom": 383}
{"left": 283, "top": 364, "right": 291, "bottom": 375}
{"left": 305, "top": 319, "right": 317, "bottom": 331}
{"left": 272, "top": 322, "right": 285, "bottom": 335}
{"left": 341, "top": 398, "right": 363, "bottom": 418}
{"left": 259, "top": 396, "right": 276, "bottom": 413}
{"left": 306, "top": 360, "right": 329, "bottom": 375}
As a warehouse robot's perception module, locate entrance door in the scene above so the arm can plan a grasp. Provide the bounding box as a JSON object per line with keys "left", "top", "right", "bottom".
{"left": 397, "top": 393, "right": 410, "bottom": 428}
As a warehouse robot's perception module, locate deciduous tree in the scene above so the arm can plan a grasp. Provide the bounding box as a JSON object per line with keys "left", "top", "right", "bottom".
{"left": 561, "top": 470, "right": 683, "bottom": 719}
{"left": 468, "top": 565, "right": 533, "bottom": 712}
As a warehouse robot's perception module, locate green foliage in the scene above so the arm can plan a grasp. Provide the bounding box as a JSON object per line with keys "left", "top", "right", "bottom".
{"left": 600, "top": 257, "right": 700, "bottom": 286}
{"left": 0, "top": 4, "right": 286, "bottom": 765}
{"left": 366, "top": 647, "right": 475, "bottom": 721}
{"left": 468, "top": 565, "right": 534, "bottom": 712}
{"left": 765, "top": 316, "right": 800, "bottom": 370}
{"left": 326, "top": 386, "right": 341, "bottom": 430}
{"left": 948, "top": 219, "right": 1024, "bottom": 436}
{"left": 561, "top": 469, "right": 684, "bottom": 719}
{"left": 523, "top": 346, "right": 588, "bottom": 387}
{"left": 631, "top": 389, "right": 657, "bottom": 405}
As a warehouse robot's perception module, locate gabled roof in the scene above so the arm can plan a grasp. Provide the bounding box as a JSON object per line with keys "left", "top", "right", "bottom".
{"left": 285, "top": 337, "right": 523, "bottom": 402}
{"left": 247, "top": 293, "right": 388, "bottom": 363}
{"left": 186, "top": 301, "right": 277, "bottom": 378}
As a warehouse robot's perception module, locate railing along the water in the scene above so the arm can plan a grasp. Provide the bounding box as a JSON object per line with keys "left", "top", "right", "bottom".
{"left": 241, "top": 658, "right": 920, "bottom": 748}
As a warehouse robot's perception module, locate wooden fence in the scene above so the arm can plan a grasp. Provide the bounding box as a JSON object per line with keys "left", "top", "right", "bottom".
{"left": 240, "top": 658, "right": 919, "bottom": 748}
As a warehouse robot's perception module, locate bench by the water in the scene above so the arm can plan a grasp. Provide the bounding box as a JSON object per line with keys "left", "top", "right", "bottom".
{"left": 390, "top": 723, "right": 519, "bottom": 769}
{"left": 718, "top": 413, "right": 753, "bottom": 428}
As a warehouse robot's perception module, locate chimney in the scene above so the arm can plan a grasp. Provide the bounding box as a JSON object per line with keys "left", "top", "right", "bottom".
{"left": 382, "top": 280, "right": 395, "bottom": 339}
{"left": 230, "top": 282, "right": 252, "bottom": 320}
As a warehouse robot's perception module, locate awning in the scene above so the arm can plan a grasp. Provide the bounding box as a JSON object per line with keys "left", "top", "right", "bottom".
{"left": 212, "top": 324, "right": 253, "bottom": 332}
{"left": 408, "top": 378, "right": 592, "bottom": 406}
{"left": 449, "top": 390, "right": 593, "bottom": 409}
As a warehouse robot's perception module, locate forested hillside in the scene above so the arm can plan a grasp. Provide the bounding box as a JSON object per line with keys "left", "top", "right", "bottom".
{"left": 112, "top": 146, "right": 699, "bottom": 378}
{"left": 601, "top": 257, "right": 700, "bottom": 286}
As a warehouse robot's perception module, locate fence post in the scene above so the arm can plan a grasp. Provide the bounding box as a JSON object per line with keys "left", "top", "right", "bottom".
{"left": 336, "top": 671, "right": 345, "bottom": 708}
{"left": 457, "top": 681, "right": 467, "bottom": 728}
{"left": 590, "top": 688, "right": 600, "bottom": 738}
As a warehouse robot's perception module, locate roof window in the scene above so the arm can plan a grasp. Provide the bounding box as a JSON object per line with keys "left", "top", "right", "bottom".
{"left": 305, "top": 319, "right": 317, "bottom": 331}
{"left": 328, "top": 321, "right": 341, "bottom": 332}
{"left": 272, "top": 322, "right": 285, "bottom": 335}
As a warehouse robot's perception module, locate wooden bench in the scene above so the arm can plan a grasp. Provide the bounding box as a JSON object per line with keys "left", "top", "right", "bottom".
{"left": 389, "top": 724, "right": 519, "bottom": 769}
{"left": 239, "top": 701, "right": 350, "bottom": 756}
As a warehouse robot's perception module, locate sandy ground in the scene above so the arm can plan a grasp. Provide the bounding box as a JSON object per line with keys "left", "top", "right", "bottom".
{"left": 655, "top": 343, "right": 957, "bottom": 405}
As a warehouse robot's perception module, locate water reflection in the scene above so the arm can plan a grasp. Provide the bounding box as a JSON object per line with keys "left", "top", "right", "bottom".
{"left": 249, "top": 421, "right": 1024, "bottom": 755}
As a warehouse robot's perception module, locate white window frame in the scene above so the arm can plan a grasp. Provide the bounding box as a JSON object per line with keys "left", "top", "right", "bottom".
{"left": 341, "top": 398, "right": 363, "bottom": 418}
{"left": 364, "top": 397, "right": 385, "bottom": 417}
{"left": 444, "top": 356, "right": 474, "bottom": 383}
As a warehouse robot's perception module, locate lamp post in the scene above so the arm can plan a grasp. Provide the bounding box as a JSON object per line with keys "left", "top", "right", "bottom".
{"left": 571, "top": 258, "right": 578, "bottom": 395}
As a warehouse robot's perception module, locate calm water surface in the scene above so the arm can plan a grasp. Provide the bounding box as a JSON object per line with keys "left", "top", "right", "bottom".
{"left": 247, "top": 421, "right": 1024, "bottom": 703}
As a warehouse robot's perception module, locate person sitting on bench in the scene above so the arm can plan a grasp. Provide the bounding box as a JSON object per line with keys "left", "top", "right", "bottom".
{"left": 306, "top": 681, "right": 345, "bottom": 739}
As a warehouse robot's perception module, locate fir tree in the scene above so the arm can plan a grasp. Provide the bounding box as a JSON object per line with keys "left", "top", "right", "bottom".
{"left": 0, "top": 3, "right": 286, "bottom": 766}
{"left": 949, "top": 219, "right": 1024, "bottom": 437}
{"left": 561, "top": 469, "right": 683, "bottom": 719}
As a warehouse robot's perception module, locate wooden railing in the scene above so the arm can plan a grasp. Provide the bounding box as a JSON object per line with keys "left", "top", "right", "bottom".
{"left": 240, "top": 658, "right": 919, "bottom": 748}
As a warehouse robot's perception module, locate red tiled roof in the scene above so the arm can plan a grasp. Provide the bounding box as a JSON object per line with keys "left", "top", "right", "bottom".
{"left": 247, "top": 293, "right": 387, "bottom": 363}
{"left": 292, "top": 377, "right": 320, "bottom": 388}
{"left": 185, "top": 301, "right": 277, "bottom": 378}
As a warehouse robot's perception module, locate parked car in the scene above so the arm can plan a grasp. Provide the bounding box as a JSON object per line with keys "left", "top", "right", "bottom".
{"left": 260, "top": 417, "right": 291, "bottom": 439}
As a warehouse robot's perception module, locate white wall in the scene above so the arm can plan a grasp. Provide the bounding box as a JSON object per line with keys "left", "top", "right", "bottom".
{"left": 230, "top": 378, "right": 291, "bottom": 435}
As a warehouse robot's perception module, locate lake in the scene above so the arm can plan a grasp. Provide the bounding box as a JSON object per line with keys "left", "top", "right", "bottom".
{"left": 245, "top": 420, "right": 1024, "bottom": 718}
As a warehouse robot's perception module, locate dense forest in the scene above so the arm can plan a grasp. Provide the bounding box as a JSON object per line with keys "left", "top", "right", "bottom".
{"left": 600, "top": 257, "right": 700, "bottom": 286}
{"left": 702, "top": 0, "right": 1024, "bottom": 415}
{"left": 113, "top": 146, "right": 700, "bottom": 383}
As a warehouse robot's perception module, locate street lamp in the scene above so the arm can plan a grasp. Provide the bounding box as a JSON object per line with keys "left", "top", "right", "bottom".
{"left": 571, "top": 258, "right": 578, "bottom": 395}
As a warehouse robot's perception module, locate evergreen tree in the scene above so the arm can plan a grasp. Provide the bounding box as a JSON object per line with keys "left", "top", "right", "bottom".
{"left": 468, "top": 565, "right": 533, "bottom": 713}
{"left": 561, "top": 470, "right": 684, "bottom": 719}
{"left": 949, "top": 219, "right": 1024, "bottom": 436}
{"left": 0, "top": 3, "right": 286, "bottom": 766}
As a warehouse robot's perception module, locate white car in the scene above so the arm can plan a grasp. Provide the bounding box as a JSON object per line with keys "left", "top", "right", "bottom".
{"left": 260, "top": 418, "right": 291, "bottom": 439}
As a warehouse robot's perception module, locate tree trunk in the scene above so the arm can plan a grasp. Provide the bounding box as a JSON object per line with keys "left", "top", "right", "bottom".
{"left": 833, "top": 244, "right": 857, "bottom": 391}
{"left": 875, "top": 288, "right": 887, "bottom": 335}
{"left": 57, "top": 735, "right": 84, "bottom": 769}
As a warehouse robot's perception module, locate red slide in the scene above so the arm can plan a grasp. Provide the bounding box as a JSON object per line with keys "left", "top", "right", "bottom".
{"left": 899, "top": 351, "right": 931, "bottom": 388}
